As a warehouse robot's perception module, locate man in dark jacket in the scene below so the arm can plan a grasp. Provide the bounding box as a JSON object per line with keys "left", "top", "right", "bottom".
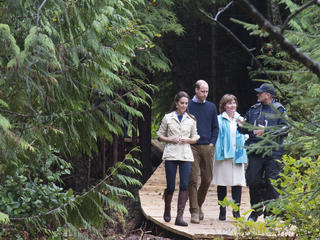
{"left": 238, "top": 83, "right": 289, "bottom": 222}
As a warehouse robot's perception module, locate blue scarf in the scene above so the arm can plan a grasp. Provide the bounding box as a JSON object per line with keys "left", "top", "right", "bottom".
{"left": 215, "top": 114, "right": 247, "bottom": 164}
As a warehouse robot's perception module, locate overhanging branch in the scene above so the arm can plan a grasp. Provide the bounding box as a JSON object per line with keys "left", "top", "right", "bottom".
{"left": 234, "top": 0, "right": 320, "bottom": 79}
{"left": 199, "top": 6, "right": 275, "bottom": 84}
{"left": 280, "top": 0, "right": 317, "bottom": 34}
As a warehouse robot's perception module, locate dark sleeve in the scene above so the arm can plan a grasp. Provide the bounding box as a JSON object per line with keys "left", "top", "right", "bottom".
{"left": 272, "top": 106, "right": 290, "bottom": 136}
{"left": 211, "top": 105, "right": 219, "bottom": 146}
{"left": 238, "top": 109, "right": 250, "bottom": 135}
{"left": 277, "top": 107, "right": 288, "bottom": 125}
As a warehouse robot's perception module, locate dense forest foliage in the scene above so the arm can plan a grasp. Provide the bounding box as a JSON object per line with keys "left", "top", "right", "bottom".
{"left": 0, "top": 0, "right": 182, "bottom": 238}
{"left": 1, "top": 0, "right": 320, "bottom": 239}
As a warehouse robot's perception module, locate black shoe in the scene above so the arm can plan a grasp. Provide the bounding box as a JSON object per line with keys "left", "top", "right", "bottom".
{"left": 219, "top": 207, "right": 226, "bottom": 221}
{"left": 233, "top": 210, "right": 240, "bottom": 219}
{"left": 248, "top": 211, "right": 259, "bottom": 222}
{"left": 263, "top": 207, "right": 274, "bottom": 218}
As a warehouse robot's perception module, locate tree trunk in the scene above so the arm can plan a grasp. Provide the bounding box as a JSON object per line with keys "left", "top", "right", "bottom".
{"left": 132, "top": 116, "right": 138, "bottom": 146}
{"left": 211, "top": 4, "right": 217, "bottom": 103}
{"left": 101, "top": 138, "right": 106, "bottom": 178}
{"left": 87, "top": 157, "right": 91, "bottom": 188}
{"left": 266, "top": 0, "right": 282, "bottom": 25}
{"left": 194, "top": 21, "right": 200, "bottom": 80}
{"left": 112, "top": 135, "right": 118, "bottom": 167}
{"left": 118, "top": 136, "right": 125, "bottom": 167}
{"left": 138, "top": 100, "right": 152, "bottom": 182}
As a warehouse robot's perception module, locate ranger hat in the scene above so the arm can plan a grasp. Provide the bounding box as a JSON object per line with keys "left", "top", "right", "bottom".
{"left": 254, "top": 83, "right": 275, "bottom": 96}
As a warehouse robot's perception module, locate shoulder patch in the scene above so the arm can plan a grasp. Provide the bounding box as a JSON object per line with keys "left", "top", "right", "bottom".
{"left": 272, "top": 102, "right": 285, "bottom": 110}
{"left": 251, "top": 103, "right": 261, "bottom": 109}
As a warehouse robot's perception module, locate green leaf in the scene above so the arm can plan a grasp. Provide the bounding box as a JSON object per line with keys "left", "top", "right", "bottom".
{"left": 0, "top": 211, "right": 10, "bottom": 224}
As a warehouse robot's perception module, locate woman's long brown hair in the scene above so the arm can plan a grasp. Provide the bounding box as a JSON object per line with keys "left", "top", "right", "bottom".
{"left": 168, "top": 91, "right": 196, "bottom": 120}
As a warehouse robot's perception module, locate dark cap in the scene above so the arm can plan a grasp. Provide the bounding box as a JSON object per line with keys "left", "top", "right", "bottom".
{"left": 254, "top": 83, "right": 275, "bottom": 96}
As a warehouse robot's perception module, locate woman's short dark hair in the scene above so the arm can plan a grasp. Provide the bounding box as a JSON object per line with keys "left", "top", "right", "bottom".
{"left": 219, "top": 94, "right": 238, "bottom": 114}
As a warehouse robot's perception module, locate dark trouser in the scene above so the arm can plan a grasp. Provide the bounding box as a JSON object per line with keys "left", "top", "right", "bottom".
{"left": 217, "top": 185, "right": 242, "bottom": 205}
{"left": 165, "top": 160, "right": 192, "bottom": 194}
{"left": 246, "top": 154, "right": 281, "bottom": 212}
{"left": 217, "top": 185, "right": 242, "bottom": 219}
{"left": 188, "top": 145, "right": 214, "bottom": 214}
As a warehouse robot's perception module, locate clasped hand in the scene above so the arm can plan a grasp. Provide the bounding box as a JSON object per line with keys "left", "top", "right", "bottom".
{"left": 253, "top": 124, "right": 265, "bottom": 136}
{"left": 170, "top": 136, "right": 190, "bottom": 144}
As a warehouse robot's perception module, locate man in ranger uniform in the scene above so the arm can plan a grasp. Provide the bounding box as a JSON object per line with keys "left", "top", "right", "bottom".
{"left": 238, "top": 83, "right": 289, "bottom": 222}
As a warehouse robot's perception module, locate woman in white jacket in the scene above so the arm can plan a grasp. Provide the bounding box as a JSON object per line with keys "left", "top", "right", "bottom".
{"left": 157, "top": 91, "right": 200, "bottom": 226}
{"left": 212, "top": 94, "right": 247, "bottom": 220}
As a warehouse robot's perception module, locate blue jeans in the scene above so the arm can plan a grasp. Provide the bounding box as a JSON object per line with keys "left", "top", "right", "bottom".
{"left": 165, "top": 161, "right": 192, "bottom": 194}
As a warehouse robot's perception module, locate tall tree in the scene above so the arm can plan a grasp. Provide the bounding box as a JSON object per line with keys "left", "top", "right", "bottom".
{"left": 0, "top": 0, "right": 182, "bottom": 238}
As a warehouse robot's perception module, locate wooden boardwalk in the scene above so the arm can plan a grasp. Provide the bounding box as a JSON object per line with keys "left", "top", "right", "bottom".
{"left": 139, "top": 140, "right": 255, "bottom": 239}
{"left": 139, "top": 161, "right": 254, "bottom": 239}
{"left": 139, "top": 141, "right": 298, "bottom": 239}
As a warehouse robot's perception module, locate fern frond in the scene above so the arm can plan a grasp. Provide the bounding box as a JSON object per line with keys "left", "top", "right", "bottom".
{"left": 0, "top": 211, "right": 10, "bottom": 224}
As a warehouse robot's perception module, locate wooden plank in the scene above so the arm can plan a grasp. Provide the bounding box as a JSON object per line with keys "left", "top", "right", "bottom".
{"left": 139, "top": 160, "right": 255, "bottom": 239}
{"left": 140, "top": 140, "right": 295, "bottom": 239}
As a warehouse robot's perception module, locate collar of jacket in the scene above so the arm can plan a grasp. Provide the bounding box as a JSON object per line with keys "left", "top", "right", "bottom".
{"left": 192, "top": 95, "right": 206, "bottom": 103}
{"left": 252, "top": 100, "right": 283, "bottom": 110}
{"left": 167, "top": 111, "right": 191, "bottom": 123}
{"left": 221, "top": 111, "right": 241, "bottom": 121}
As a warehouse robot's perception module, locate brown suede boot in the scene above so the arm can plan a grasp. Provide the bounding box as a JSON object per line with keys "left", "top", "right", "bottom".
{"left": 163, "top": 190, "right": 173, "bottom": 222}
{"left": 175, "top": 190, "right": 188, "bottom": 226}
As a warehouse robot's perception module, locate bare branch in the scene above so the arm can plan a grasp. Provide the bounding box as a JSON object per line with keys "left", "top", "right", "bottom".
{"left": 202, "top": 1, "right": 320, "bottom": 129}
{"left": 280, "top": 0, "right": 317, "bottom": 34}
{"left": 234, "top": 0, "right": 320, "bottom": 79}
{"left": 199, "top": 8, "right": 274, "bottom": 84}
{"left": 215, "top": 1, "right": 233, "bottom": 21}
{"left": 36, "top": 0, "right": 49, "bottom": 27}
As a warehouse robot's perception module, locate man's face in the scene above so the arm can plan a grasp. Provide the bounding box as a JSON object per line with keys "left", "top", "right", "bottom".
{"left": 195, "top": 84, "right": 209, "bottom": 102}
{"left": 257, "top": 92, "right": 271, "bottom": 104}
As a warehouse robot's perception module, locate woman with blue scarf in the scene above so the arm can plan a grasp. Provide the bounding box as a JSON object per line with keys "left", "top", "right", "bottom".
{"left": 212, "top": 94, "right": 247, "bottom": 220}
